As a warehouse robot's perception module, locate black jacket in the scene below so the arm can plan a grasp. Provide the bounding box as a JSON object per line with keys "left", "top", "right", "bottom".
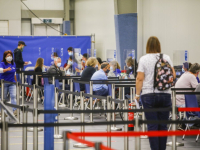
{"left": 80, "top": 66, "right": 96, "bottom": 91}
{"left": 32, "top": 67, "right": 42, "bottom": 86}
{"left": 14, "top": 48, "right": 24, "bottom": 69}
{"left": 47, "top": 64, "right": 62, "bottom": 84}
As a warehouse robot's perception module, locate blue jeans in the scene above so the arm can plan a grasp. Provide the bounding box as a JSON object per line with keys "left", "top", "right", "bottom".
{"left": 0, "top": 83, "right": 17, "bottom": 111}
{"left": 141, "top": 93, "right": 172, "bottom": 150}
{"left": 94, "top": 88, "right": 108, "bottom": 96}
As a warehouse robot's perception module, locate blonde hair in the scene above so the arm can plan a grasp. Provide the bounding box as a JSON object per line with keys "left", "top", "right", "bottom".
{"left": 146, "top": 36, "right": 161, "bottom": 53}
{"left": 86, "top": 57, "right": 98, "bottom": 67}
{"left": 34, "top": 58, "right": 43, "bottom": 70}
{"left": 126, "top": 57, "right": 134, "bottom": 66}
{"left": 109, "top": 60, "right": 121, "bottom": 70}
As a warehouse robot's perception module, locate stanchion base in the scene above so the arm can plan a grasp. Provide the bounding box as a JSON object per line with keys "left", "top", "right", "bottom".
{"left": 27, "top": 127, "right": 43, "bottom": 132}
{"left": 166, "top": 141, "right": 184, "bottom": 146}
{"left": 140, "top": 135, "right": 148, "bottom": 139}
{"left": 111, "top": 126, "right": 122, "bottom": 131}
{"left": 64, "top": 116, "right": 78, "bottom": 120}
{"left": 73, "top": 143, "right": 88, "bottom": 148}
{"left": 58, "top": 104, "right": 66, "bottom": 108}
{"left": 54, "top": 134, "right": 63, "bottom": 139}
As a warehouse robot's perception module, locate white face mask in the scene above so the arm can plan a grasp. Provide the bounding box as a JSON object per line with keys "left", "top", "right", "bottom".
{"left": 110, "top": 66, "right": 113, "bottom": 71}
{"left": 129, "top": 66, "right": 132, "bottom": 69}
{"left": 51, "top": 56, "right": 54, "bottom": 60}
{"left": 68, "top": 60, "right": 73, "bottom": 65}
{"left": 95, "top": 65, "right": 98, "bottom": 68}
{"left": 57, "top": 63, "right": 61, "bottom": 67}
{"left": 68, "top": 52, "right": 73, "bottom": 56}
{"left": 6, "top": 56, "right": 12, "bottom": 62}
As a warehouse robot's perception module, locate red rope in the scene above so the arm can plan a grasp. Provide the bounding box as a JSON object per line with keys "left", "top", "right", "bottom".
{"left": 178, "top": 107, "right": 200, "bottom": 112}
{"left": 70, "top": 130, "right": 200, "bottom": 137}
{"left": 67, "top": 133, "right": 114, "bottom": 150}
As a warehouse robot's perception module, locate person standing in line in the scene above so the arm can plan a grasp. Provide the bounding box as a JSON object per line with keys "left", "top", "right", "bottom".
{"left": 14, "top": 41, "right": 28, "bottom": 82}
{"left": 135, "top": 36, "right": 176, "bottom": 150}
{"left": 0, "top": 50, "right": 17, "bottom": 116}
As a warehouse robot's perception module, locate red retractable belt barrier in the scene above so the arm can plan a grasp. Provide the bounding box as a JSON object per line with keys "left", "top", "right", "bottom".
{"left": 70, "top": 130, "right": 200, "bottom": 137}
{"left": 178, "top": 107, "right": 200, "bottom": 112}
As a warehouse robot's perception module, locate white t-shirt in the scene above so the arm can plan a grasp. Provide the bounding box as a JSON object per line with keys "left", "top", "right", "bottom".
{"left": 175, "top": 71, "right": 198, "bottom": 106}
{"left": 137, "top": 53, "right": 173, "bottom": 95}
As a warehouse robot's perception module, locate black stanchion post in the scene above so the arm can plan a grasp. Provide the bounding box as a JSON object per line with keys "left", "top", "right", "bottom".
{"left": 33, "top": 84, "right": 38, "bottom": 150}
{"left": 89, "top": 81, "right": 94, "bottom": 123}
{"left": 111, "top": 83, "right": 122, "bottom": 131}
{"left": 124, "top": 99, "right": 129, "bottom": 150}
{"left": 22, "top": 105, "right": 28, "bottom": 150}
{"left": 54, "top": 87, "right": 62, "bottom": 139}
{"left": 73, "top": 91, "right": 88, "bottom": 148}
{"left": 107, "top": 96, "right": 111, "bottom": 148}
{"left": 65, "top": 79, "right": 78, "bottom": 120}
{"left": 135, "top": 117, "right": 141, "bottom": 150}
{"left": 21, "top": 72, "right": 25, "bottom": 105}
{"left": 16, "top": 82, "right": 20, "bottom": 121}
{"left": 95, "top": 142, "right": 102, "bottom": 150}
{"left": 63, "top": 131, "right": 70, "bottom": 150}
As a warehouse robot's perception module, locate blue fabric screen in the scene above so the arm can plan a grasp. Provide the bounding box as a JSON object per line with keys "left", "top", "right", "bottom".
{"left": 114, "top": 13, "right": 137, "bottom": 68}
{"left": 0, "top": 36, "right": 91, "bottom": 68}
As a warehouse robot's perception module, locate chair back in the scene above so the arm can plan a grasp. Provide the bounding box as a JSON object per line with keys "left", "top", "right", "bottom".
{"left": 55, "top": 79, "right": 60, "bottom": 89}
{"left": 27, "top": 75, "right": 32, "bottom": 85}
{"left": 85, "top": 84, "right": 90, "bottom": 94}
{"left": 74, "top": 82, "right": 80, "bottom": 92}
{"left": 185, "top": 94, "right": 200, "bottom": 118}
{"left": 108, "top": 84, "right": 112, "bottom": 96}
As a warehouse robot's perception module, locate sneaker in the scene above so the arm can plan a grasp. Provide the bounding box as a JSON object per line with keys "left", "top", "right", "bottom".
{"left": 13, "top": 110, "right": 17, "bottom": 116}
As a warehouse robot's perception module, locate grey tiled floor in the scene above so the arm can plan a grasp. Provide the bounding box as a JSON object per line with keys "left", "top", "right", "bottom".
{"left": 1, "top": 102, "right": 200, "bottom": 150}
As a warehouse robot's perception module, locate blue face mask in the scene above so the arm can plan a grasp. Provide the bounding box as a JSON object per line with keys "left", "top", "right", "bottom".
{"left": 182, "top": 68, "right": 185, "bottom": 72}
{"left": 57, "top": 63, "right": 61, "bottom": 67}
{"left": 82, "top": 60, "right": 85, "bottom": 63}
{"left": 68, "top": 52, "right": 73, "bottom": 56}
{"left": 129, "top": 66, "right": 132, "bottom": 69}
{"left": 51, "top": 56, "right": 54, "bottom": 60}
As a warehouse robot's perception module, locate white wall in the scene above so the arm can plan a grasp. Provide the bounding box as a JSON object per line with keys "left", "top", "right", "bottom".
{"left": 74, "top": 0, "right": 116, "bottom": 60}
{"left": 138, "top": 0, "right": 200, "bottom": 64}
{"left": 21, "top": 0, "right": 64, "bottom": 10}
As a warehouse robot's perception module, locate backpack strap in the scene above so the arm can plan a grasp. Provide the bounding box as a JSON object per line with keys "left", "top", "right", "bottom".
{"left": 160, "top": 53, "right": 163, "bottom": 59}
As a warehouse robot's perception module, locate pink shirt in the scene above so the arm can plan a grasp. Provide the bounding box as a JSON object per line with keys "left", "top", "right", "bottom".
{"left": 175, "top": 72, "right": 198, "bottom": 106}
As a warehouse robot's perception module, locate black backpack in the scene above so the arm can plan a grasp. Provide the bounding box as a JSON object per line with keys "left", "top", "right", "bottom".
{"left": 154, "top": 54, "right": 175, "bottom": 91}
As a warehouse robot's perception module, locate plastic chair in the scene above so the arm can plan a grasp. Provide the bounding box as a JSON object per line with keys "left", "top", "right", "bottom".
{"left": 183, "top": 94, "right": 200, "bottom": 142}
{"left": 73, "top": 82, "right": 81, "bottom": 109}
{"left": 26, "top": 75, "right": 33, "bottom": 102}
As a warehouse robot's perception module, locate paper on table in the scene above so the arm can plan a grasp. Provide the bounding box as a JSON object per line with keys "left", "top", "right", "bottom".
{"left": 134, "top": 99, "right": 140, "bottom": 109}
{"left": 28, "top": 61, "right": 32, "bottom": 65}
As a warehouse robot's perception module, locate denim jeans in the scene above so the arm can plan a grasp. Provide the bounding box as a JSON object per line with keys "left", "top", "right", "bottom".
{"left": 141, "top": 93, "right": 172, "bottom": 150}
{"left": 0, "top": 83, "right": 17, "bottom": 112}
{"left": 94, "top": 88, "right": 109, "bottom": 96}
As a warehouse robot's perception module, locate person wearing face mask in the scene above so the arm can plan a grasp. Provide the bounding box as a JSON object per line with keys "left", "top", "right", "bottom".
{"left": 75, "top": 53, "right": 89, "bottom": 73}
{"left": 14, "top": 41, "right": 29, "bottom": 82}
{"left": 0, "top": 50, "right": 17, "bottom": 116}
{"left": 50, "top": 52, "right": 58, "bottom": 65}
{"left": 125, "top": 57, "right": 138, "bottom": 77}
{"left": 108, "top": 60, "right": 121, "bottom": 77}
{"left": 47, "top": 57, "right": 62, "bottom": 84}
{"left": 91, "top": 62, "right": 110, "bottom": 96}
{"left": 67, "top": 47, "right": 83, "bottom": 65}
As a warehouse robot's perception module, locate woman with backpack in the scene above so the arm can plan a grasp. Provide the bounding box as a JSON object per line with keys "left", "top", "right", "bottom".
{"left": 135, "top": 36, "right": 176, "bottom": 150}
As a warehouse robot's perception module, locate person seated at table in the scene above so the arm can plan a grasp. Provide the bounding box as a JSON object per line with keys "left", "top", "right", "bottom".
{"left": 91, "top": 62, "right": 110, "bottom": 96}
{"left": 76, "top": 53, "right": 89, "bottom": 73}
{"left": 96, "top": 57, "right": 103, "bottom": 70}
{"left": 125, "top": 57, "right": 138, "bottom": 78}
{"left": 108, "top": 60, "right": 121, "bottom": 77}
{"left": 64, "top": 56, "right": 80, "bottom": 75}
{"left": 80, "top": 57, "right": 98, "bottom": 91}
{"left": 67, "top": 47, "right": 82, "bottom": 66}
{"left": 0, "top": 50, "right": 17, "bottom": 116}
{"left": 47, "top": 57, "right": 62, "bottom": 84}
{"left": 32, "top": 58, "right": 44, "bottom": 86}
{"left": 175, "top": 63, "right": 200, "bottom": 108}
